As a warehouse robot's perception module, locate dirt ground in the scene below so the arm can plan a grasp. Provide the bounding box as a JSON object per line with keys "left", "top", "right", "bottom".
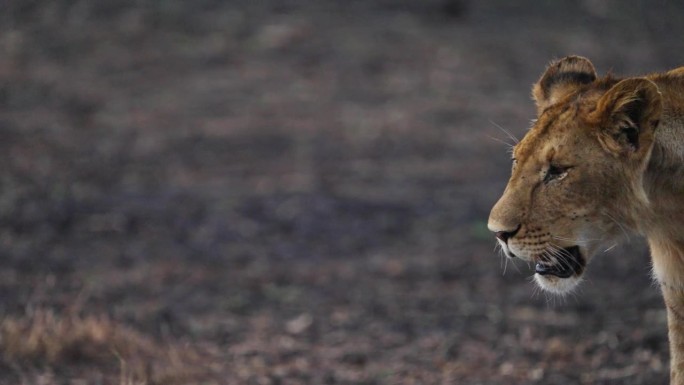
{"left": 1, "top": 1, "right": 684, "bottom": 384}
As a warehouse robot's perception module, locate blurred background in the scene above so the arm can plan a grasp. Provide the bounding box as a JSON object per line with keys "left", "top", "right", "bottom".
{"left": 1, "top": 0, "right": 684, "bottom": 384}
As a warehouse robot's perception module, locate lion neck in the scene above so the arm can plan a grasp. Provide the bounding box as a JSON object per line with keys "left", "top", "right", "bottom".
{"left": 642, "top": 105, "right": 684, "bottom": 385}
{"left": 643, "top": 105, "right": 684, "bottom": 288}
{"left": 641, "top": 78, "right": 684, "bottom": 238}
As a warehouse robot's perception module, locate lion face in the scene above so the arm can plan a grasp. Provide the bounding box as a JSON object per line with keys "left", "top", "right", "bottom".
{"left": 488, "top": 56, "right": 662, "bottom": 294}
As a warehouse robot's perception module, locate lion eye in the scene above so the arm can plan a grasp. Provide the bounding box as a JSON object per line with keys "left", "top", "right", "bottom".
{"left": 544, "top": 164, "right": 569, "bottom": 183}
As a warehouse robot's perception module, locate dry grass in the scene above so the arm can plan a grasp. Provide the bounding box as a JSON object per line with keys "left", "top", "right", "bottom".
{"left": 0, "top": 309, "right": 214, "bottom": 384}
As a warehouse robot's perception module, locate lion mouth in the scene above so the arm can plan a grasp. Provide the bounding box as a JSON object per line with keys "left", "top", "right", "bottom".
{"left": 534, "top": 246, "right": 584, "bottom": 278}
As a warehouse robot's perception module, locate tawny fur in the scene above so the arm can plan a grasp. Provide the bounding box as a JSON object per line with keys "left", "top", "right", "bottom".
{"left": 488, "top": 56, "right": 684, "bottom": 384}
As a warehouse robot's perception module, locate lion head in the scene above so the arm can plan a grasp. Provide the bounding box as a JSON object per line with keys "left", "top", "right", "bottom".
{"left": 488, "top": 56, "right": 662, "bottom": 294}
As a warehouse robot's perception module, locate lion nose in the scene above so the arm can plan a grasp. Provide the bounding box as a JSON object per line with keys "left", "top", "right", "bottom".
{"left": 494, "top": 225, "right": 521, "bottom": 243}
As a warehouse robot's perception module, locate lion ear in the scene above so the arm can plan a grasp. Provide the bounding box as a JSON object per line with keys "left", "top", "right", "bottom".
{"left": 592, "top": 78, "right": 662, "bottom": 157}
{"left": 532, "top": 56, "right": 597, "bottom": 112}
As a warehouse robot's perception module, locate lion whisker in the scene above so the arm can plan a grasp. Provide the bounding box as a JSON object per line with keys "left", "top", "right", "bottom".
{"left": 551, "top": 235, "right": 602, "bottom": 244}
{"left": 485, "top": 134, "right": 516, "bottom": 151}
{"left": 545, "top": 243, "right": 576, "bottom": 271}
{"left": 602, "top": 211, "right": 631, "bottom": 242}
{"left": 489, "top": 120, "right": 520, "bottom": 144}
{"left": 604, "top": 243, "right": 618, "bottom": 253}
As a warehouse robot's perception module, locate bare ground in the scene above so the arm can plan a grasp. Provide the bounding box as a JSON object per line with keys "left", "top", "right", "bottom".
{"left": 1, "top": 1, "right": 684, "bottom": 384}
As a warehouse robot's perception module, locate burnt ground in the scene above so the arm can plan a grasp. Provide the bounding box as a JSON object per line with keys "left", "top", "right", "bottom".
{"left": 1, "top": 1, "right": 684, "bottom": 384}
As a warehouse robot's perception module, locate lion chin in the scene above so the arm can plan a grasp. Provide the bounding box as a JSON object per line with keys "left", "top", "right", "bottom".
{"left": 534, "top": 274, "right": 583, "bottom": 295}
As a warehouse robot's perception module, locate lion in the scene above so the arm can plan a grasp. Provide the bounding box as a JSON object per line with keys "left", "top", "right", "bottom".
{"left": 488, "top": 56, "right": 684, "bottom": 383}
